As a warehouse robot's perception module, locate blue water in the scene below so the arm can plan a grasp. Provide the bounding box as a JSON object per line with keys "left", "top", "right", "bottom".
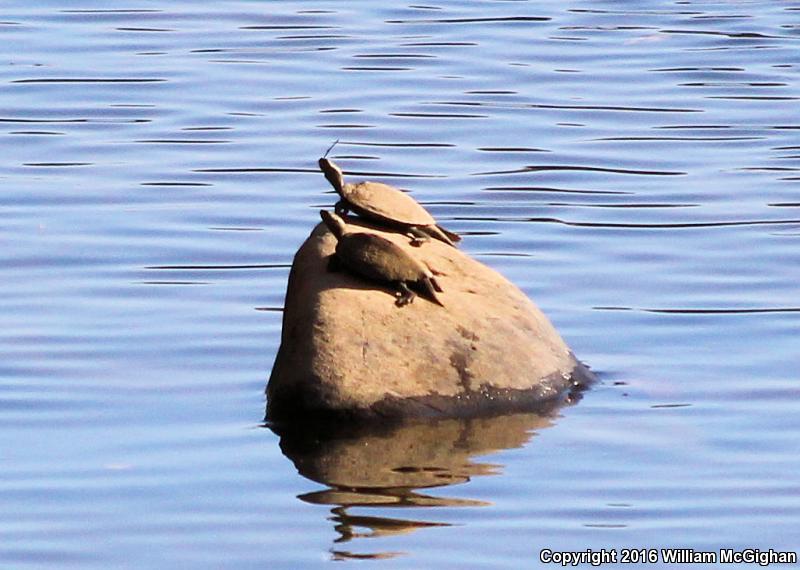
{"left": 2, "top": 1, "right": 799, "bottom": 568}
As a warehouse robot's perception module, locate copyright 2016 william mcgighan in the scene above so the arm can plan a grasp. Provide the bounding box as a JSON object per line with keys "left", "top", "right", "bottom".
{"left": 539, "top": 548, "right": 797, "bottom": 566}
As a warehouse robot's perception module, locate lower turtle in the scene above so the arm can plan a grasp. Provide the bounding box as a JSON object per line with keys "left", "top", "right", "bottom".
{"left": 318, "top": 156, "right": 461, "bottom": 248}
{"left": 320, "top": 210, "right": 444, "bottom": 307}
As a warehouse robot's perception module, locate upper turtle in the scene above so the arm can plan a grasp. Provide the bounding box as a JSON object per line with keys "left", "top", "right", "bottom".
{"left": 318, "top": 157, "right": 460, "bottom": 247}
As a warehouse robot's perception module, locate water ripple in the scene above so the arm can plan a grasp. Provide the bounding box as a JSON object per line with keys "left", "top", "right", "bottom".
{"left": 386, "top": 16, "right": 551, "bottom": 24}
{"left": 456, "top": 216, "right": 800, "bottom": 230}
{"left": 475, "top": 165, "right": 687, "bottom": 176}
{"left": 11, "top": 78, "right": 166, "bottom": 83}
{"left": 146, "top": 264, "right": 291, "bottom": 270}
{"left": 483, "top": 186, "right": 633, "bottom": 195}
{"left": 596, "top": 306, "right": 800, "bottom": 315}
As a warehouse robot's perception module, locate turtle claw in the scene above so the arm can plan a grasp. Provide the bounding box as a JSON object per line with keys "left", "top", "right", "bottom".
{"left": 395, "top": 295, "right": 414, "bottom": 307}
{"left": 395, "top": 282, "right": 416, "bottom": 307}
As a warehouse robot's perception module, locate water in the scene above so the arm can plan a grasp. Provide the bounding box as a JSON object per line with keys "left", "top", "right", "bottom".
{"left": 2, "top": 1, "right": 798, "bottom": 567}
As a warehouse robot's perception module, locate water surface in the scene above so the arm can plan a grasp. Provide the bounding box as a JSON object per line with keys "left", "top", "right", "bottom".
{"left": 2, "top": 1, "right": 799, "bottom": 568}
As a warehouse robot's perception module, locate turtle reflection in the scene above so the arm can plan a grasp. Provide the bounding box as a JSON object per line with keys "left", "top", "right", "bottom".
{"left": 271, "top": 412, "right": 558, "bottom": 560}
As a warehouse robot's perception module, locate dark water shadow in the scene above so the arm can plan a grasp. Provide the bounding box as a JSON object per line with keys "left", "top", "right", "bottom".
{"left": 267, "top": 408, "right": 571, "bottom": 560}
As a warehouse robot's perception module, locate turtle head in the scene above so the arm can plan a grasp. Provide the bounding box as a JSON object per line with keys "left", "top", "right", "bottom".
{"left": 318, "top": 157, "right": 345, "bottom": 196}
{"left": 320, "top": 210, "right": 347, "bottom": 240}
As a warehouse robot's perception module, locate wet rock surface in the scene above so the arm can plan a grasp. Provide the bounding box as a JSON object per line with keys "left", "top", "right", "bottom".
{"left": 267, "top": 218, "right": 593, "bottom": 423}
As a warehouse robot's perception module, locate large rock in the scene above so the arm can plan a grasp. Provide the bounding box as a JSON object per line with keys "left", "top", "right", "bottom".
{"left": 267, "top": 219, "right": 592, "bottom": 423}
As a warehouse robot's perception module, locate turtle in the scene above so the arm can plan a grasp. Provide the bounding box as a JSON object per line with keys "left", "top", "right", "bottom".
{"left": 320, "top": 210, "right": 445, "bottom": 308}
{"left": 318, "top": 156, "right": 461, "bottom": 248}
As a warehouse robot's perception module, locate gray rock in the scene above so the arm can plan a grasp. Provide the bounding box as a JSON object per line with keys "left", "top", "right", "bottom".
{"left": 266, "top": 219, "right": 592, "bottom": 423}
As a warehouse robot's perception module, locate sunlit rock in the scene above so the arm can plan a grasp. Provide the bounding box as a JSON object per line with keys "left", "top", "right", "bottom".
{"left": 266, "top": 218, "right": 593, "bottom": 422}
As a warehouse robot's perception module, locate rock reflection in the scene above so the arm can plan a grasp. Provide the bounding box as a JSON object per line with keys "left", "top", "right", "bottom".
{"left": 271, "top": 412, "right": 558, "bottom": 560}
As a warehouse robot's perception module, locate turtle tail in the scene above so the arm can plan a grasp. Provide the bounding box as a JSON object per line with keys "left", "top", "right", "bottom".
{"left": 423, "top": 225, "right": 460, "bottom": 247}
{"left": 437, "top": 225, "right": 462, "bottom": 243}
{"left": 421, "top": 277, "right": 445, "bottom": 307}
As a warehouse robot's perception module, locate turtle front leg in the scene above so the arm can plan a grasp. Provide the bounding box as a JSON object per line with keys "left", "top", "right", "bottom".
{"left": 407, "top": 226, "right": 430, "bottom": 247}
{"left": 395, "top": 281, "right": 416, "bottom": 307}
{"left": 334, "top": 199, "right": 350, "bottom": 217}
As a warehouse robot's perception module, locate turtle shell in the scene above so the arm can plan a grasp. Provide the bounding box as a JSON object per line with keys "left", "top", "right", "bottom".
{"left": 342, "top": 181, "right": 436, "bottom": 227}
{"left": 336, "top": 231, "right": 426, "bottom": 283}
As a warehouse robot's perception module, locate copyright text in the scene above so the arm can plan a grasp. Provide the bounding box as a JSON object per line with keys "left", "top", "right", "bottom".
{"left": 538, "top": 548, "right": 796, "bottom": 566}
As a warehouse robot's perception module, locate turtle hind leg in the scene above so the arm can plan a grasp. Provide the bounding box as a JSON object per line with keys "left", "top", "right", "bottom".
{"left": 326, "top": 254, "right": 342, "bottom": 273}
{"left": 395, "top": 281, "right": 416, "bottom": 307}
{"left": 407, "top": 227, "right": 430, "bottom": 247}
{"left": 420, "top": 277, "right": 445, "bottom": 307}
